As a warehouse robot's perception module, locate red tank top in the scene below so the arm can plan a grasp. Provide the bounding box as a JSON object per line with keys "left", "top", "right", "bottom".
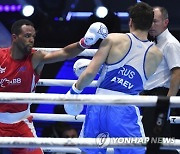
{"left": 0, "top": 48, "right": 40, "bottom": 112}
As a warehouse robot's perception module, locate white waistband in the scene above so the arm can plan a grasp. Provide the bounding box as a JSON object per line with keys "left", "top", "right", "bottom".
{"left": 95, "top": 88, "right": 139, "bottom": 108}
{"left": 96, "top": 88, "right": 130, "bottom": 95}
{"left": 0, "top": 109, "right": 30, "bottom": 124}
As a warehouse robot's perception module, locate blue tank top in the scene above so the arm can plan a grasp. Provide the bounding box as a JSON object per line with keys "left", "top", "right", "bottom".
{"left": 97, "top": 33, "right": 153, "bottom": 95}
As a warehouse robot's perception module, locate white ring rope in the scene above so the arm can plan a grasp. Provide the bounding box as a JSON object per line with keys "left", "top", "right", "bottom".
{"left": 0, "top": 137, "right": 179, "bottom": 150}
{"left": 32, "top": 113, "right": 84, "bottom": 122}
{"left": 37, "top": 79, "right": 97, "bottom": 87}
{"left": 0, "top": 92, "right": 180, "bottom": 107}
{"left": 42, "top": 147, "right": 115, "bottom": 154}
{"left": 35, "top": 79, "right": 180, "bottom": 123}
{"left": 33, "top": 48, "right": 97, "bottom": 57}
{"left": 37, "top": 80, "right": 180, "bottom": 107}
{"left": 42, "top": 147, "right": 81, "bottom": 153}
{"left": 31, "top": 113, "right": 180, "bottom": 124}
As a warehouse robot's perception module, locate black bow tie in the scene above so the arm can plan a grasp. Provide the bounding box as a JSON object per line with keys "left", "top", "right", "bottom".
{"left": 148, "top": 34, "right": 157, "bottom": 44}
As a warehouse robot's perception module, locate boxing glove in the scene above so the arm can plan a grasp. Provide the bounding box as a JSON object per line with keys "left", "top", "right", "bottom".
{"left": 73, "top": 58, "right": 104, "bottom": 77}
{"left": 64, "top": 83, "right": 84, "bottom": 116}
{"left": 79, "top": 22, "right": 108, "bottom": 49}
{"left": 73, "top": 58, "right": 91, "bottom": 77}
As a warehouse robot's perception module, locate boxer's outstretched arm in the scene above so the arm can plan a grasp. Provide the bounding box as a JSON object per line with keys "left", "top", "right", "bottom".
{"left": 34, "top": 22, "right": 108, "bottom": 65}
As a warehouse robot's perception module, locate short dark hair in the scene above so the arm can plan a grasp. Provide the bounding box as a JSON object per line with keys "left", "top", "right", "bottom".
{"left": 11, "top": 19, "right": 34, "bottom": 35}
{"left": 128, "top": 2, "right": 154, "bottom": 31}
{"left": 154, "top": 6, "right": 169, "bottom": 20}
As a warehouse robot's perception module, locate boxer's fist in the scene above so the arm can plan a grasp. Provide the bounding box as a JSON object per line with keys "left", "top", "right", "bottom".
{"left": 73, "top": 59, "right": 91, "bottom": 77}
{"left": 64, "top": 83, "right": 84, "bottom": 116}
{"left": 79, "top": 22, "right": 108, "bottom": 48}
{"left": 73, "top": 58, "right": 103, "bottom": 78}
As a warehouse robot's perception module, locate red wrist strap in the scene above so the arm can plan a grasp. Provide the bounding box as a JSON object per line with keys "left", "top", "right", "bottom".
{"left": 79, "top": 38, "right": 91, "bottom": 49}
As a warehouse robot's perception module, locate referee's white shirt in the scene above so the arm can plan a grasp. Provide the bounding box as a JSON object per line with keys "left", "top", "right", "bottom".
{"left": 144, "top": 29, "right": 180, "bottom": 90}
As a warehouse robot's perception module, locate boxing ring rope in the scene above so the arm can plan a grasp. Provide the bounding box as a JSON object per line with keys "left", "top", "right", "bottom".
{"left": 0, "top": 94, "right": 179, "bottom": 152}
{"left": 0, "top": 92, "right": 180, "bottom": 107}
{"left": 35, "top": 79, "right": 180, "bottom": 123}
{"left": 31, "top": 113, "right": 180, "bottom": 124}
{"left": 32, "top": 113, "right": 85, "bottom": 122}
{"left": 42, "top": 147, "right": 81, "bottom": 153}
{"left": 37, "top": 79, "right": 97, "bottom": 87}
{"left": 0, "top": 137, "right": 179, "bottom": 150}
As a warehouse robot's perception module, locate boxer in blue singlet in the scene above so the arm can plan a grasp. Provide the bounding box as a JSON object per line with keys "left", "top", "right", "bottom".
{"left": 66, "top": 2, "right": 162, "bottom": 154}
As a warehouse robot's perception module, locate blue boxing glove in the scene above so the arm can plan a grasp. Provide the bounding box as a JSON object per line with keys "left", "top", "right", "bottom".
{"left": 79, "top": 22, "right": 108, "bottom": 49}
{"left": 64, "top": 83, "right": 84, "bottom": 116}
